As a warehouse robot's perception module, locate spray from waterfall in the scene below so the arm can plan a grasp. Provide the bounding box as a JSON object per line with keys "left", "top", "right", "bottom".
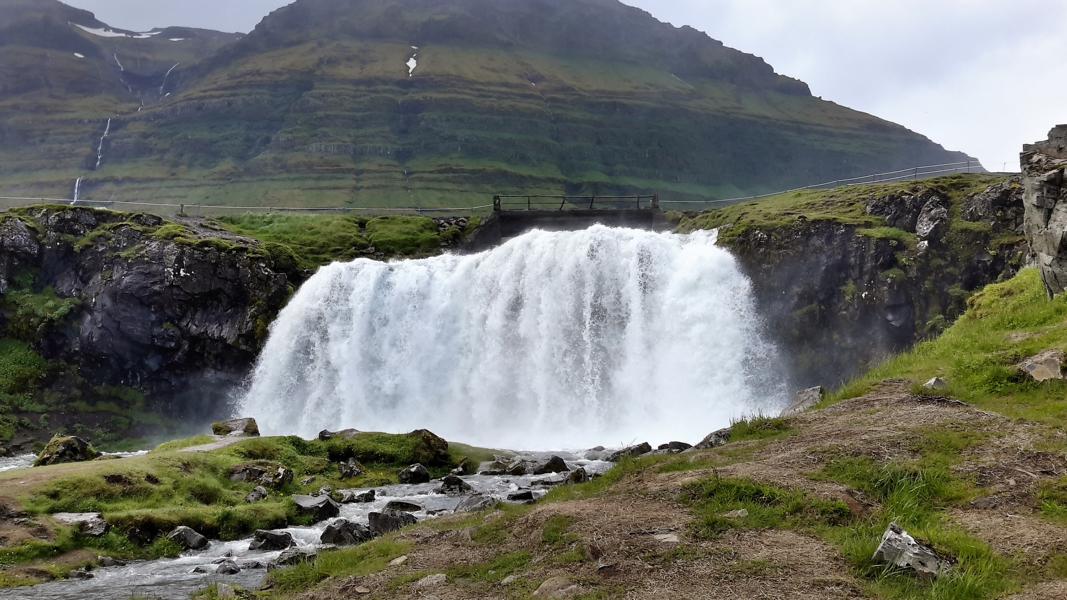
{"left": 240, "top": 226, "right": 787, "bottom": 449}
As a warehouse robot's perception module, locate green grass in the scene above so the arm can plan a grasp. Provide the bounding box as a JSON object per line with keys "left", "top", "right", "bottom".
{"left": 266, "top": 538, "right": 412, "bottom": 594}
{"left": 2, "top": 287, "right": 80, "bottom": 342}
{"left": 152, "top": 435, "right": 215, "bottom": 452}
{"left": 829, "top": 268, "right": 1067, "bottom": 425}
{"left": 1038, "top": 477, "right": 1067, "bottom": 525}
{"left": 446, "top": 550, "right": 532, "bottom": 584}
{"left": 683, "top": 475, "right": 851, "bottom": 538}
{"left": 728, "top": 415, "right": 792, "bottom": 442}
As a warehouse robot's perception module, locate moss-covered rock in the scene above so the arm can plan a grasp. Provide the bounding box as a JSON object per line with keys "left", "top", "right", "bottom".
{"left": 33, "top": 434, "right": 100, "bottom": 466}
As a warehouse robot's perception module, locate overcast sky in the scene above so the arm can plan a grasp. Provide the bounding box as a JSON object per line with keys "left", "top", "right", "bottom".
{"left": 64, "top": 0, "right": 1067, "bottom": 172}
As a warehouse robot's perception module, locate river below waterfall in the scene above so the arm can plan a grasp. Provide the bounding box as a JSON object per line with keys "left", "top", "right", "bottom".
{"left": 3, "top": 451, "right": 612, "bottom": 600}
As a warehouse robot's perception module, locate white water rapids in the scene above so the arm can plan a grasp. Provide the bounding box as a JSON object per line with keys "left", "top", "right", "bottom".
{"left": 241, "top": 226, "right": 786, "bottom": 449}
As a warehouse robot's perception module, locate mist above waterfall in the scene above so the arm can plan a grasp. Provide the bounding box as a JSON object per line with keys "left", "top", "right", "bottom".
{"left": 240, "top": 226, "right": 787, "bottom": 449}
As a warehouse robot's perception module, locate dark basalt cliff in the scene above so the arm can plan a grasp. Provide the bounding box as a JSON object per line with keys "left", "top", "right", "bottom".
{"left": 684, "top": 176, "right": 1028, "bottom": 388}
{"left": 0, "top": 207, "right": 291, "bottom": 451}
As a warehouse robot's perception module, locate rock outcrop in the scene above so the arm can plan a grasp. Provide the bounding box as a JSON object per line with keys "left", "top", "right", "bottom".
{"left": 33, "top": 435, "right": 101, "bottom": 466}
{"left": 0, "top": 206, "right": 292, "bottom": 449}
{"left": 1021, "top": 126, "right": 1067, "bottom": 296}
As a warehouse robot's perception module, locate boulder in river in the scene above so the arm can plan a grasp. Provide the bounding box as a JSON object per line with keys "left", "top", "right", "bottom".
{"left": 320, "top": 519, "right": 376, "bottom": 546}
{"left": 293, "top": 494, "right": 341, "bottom": 522}
{"left": 215, "top": 559, "right": 241, "bottom": 575}
{"left": 338, "top": 489, "right": 375, "bottom": 504}
{"left": 607, "top": 442, "right": 652, "bottom": 462}
{"left": 533, "top": 456, "right": 570, "bottom": 475}
{"left": 34, "top": 435, "right": 101, "bottom": 466}
{"left": 437, "top": 475, "right": 472, "bottom": 495}
{"left": 872, "top": 523, "right": 947, "bottom": 578}
{"left": 398, "top": 463, "right": 431, "bottom": 484}
{"left": 368, "top": 509, "right": 417, "bottom": 535}
{"left": 384, "top": 500, "right": 423, "bottom": 513}
{"left": 167, "top": 525, "right": 209, "bottom": 550}
{"left": 454, "top": 494, "right": 499, "bottom": 513}
{"left": 52, "top": 512, "right": 109, "bottom": 536}
{"left": 211, "top": 418, "right": 260, "bottom": 437}
{"left": 250, "top": 529, "right": 294, "bottom": 551}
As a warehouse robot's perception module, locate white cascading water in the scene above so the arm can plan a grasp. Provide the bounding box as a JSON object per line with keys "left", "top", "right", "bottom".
{"left": 240, "top": 226, "right": 787, "bottom": 449}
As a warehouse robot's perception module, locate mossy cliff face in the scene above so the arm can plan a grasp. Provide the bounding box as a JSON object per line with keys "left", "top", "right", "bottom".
{"left": 1021, "top": 125, "right": 1067, "bottom": 296}
{"left": 680, "top": 175, "right": 1028, "bottom": 388}
{"left": 0, "top": 206, "right": 291, "bottom": 452}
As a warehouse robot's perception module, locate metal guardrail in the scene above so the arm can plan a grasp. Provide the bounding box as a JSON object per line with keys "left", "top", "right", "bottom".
{"left": 492, "top": 194, "right": 659, "bottom": 211}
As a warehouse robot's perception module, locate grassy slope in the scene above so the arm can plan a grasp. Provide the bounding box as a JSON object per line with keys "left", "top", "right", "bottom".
{"left": 832, "top": 268, "right": 1067, "bottom": 425}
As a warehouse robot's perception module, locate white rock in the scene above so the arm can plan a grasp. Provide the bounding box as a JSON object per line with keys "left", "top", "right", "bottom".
{"left": 923, "top": 377, "right": 948, "bottom": 390}
{"left": 872, "top": 523, "right": 946, "bottom": 578}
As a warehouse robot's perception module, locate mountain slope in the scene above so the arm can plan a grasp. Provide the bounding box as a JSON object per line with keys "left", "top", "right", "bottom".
{"left": 0, "top": 0, "right": 974, "bottom": 208}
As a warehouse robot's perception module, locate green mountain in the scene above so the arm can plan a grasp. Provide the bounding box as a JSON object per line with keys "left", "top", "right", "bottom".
{"left": 0, "top": 0, "right": 975, "bottom": 208}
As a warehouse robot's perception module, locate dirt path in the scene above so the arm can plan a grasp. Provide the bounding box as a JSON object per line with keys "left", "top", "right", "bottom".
{"left": 289, "top": 381, "right": 1067, "bottom": 599}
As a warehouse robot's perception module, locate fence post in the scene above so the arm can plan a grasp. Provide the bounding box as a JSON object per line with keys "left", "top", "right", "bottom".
{"left": 527, "top": 196, "right": 531, "bottom": 211}
{"left": 913, "top": 167, "right": 918, "bottom": 181}
{"left": 179, "top": 203, "right": 185, "bottom": 217}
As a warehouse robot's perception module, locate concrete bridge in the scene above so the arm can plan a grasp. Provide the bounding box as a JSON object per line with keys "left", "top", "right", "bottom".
{"left": 465, "top": 194, "right": 668, "bottom": 250}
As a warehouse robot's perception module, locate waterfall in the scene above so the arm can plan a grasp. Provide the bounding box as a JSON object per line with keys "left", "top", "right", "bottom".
{"left": 71, "top": 177, "right": 82, "bottom": 205}
{"left": 240, "top": 226, "right": 787, "bottom": 449}
{"left": 159, "top": 62, "right": 180, "bottom": 95}
{"left": 94, "top": 118, "right": 111, "bottom": 170}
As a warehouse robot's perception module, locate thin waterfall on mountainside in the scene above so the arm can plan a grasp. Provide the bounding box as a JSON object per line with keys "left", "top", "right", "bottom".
{"left": 240, "top": 226, "right": 787, "bottom": 449}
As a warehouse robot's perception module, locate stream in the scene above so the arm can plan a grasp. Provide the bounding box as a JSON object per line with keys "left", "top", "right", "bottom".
{"left": 1, "top": 451, "right": 611, "bottom": 600}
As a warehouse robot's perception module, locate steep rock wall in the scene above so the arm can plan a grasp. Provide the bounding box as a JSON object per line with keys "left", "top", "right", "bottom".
{"left": 1022, "top": 126, "right": 1067, "bottom": 296}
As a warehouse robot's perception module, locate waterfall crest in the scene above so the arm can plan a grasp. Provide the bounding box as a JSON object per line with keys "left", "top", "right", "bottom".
{"left": 240, "top": 226, "right": 787, "bottom": 449}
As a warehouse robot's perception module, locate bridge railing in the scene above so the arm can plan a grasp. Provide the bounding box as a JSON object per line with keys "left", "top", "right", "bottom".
{"left": 493, "top": 194, "right": 659, "bottom": 212}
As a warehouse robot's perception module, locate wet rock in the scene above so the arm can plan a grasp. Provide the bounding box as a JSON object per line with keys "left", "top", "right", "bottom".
{"left": 320, "top": 519, "right": 375, "bottom": 546}
{"left": 245, "top": 485, "right": 268, "bottom": 503}
{"left": 241, "top": 561, "right": 265, "bottom": 570}
{"left": 533, "top": 456, "right": 570, "bottom": 475}
{"left": 398, "top": 463, "right": 431, "bottom": 484}
{"left": 52, "top": 512, "right": 109, "bottom": 537}
{"left": 69, "top": 568, "right": 94, "bottom": 580}
{"left": 318, "top": 428, "right": 359, "bottom": 441}
{"left": 368, "top": 510, "right": 417, "bottom": 535}
{"left": 384, "top": 500, "right": 423, "bottom": 513}
{"left": 167, "top": 525, "right": 209, "bottom": 550}
{"left": 249, "top": 529, "right": 294, "bottom": 551}
{"left": 566, "top": 467, "right": 589, "bottom": 484}
{"left": 506, "top": 460, "right": 529, "bottom": 476}
{"left": 606, "top": 442, "right": 652, "bottom": 462}
{"left": 338, "top": 489, "right": 375, "bottom": 503}
{"left": 293, "top": 494, "right": 341, "bottom": 522}
{"left": 923, "top": 377, "right": 949, "bottom": 391}
{"left": 437, "top": 475, "right": 472, "bottom": 495}
{"left": 694, "top": 427, "right": 732, "bottom": 449}
{"left": 872, "top": 523, "right": 947, "bottom": 578}
{"left": 338, "top": 458, "right": 364, "bottom": 479}
{"left": 272, "top": 548, "right": 317, "bottom": 568}
{"left": 315, "top": 486, "right": 333, "bottom": 497}
{"left": 414, "top": 573, "right": 447, "bottom": 589}
{"left": 781, "top": 386, "right": 825, "bottom": 416}
{"left": 454, "top": 493, "right": 499, "bottom": 513}
{"left": 1018, "top": 350, "right": 1064, "bottom": 382}
{"left": 34, "top": 435, "right": 101, "bottom": 466}
{"left": 211, "top": 418, "right": 259, "bottom": 437}
{"left": 507, "top": 490, "right": 535, "bottom": 502}
{"left": 216, "top": 559, "right": 241, "bottom": 575}
{"left": 658, "top": 441, "right": 693, "bottom": 453}
{"left": 451, "top": 457, "right": 478, "bottom": 476}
